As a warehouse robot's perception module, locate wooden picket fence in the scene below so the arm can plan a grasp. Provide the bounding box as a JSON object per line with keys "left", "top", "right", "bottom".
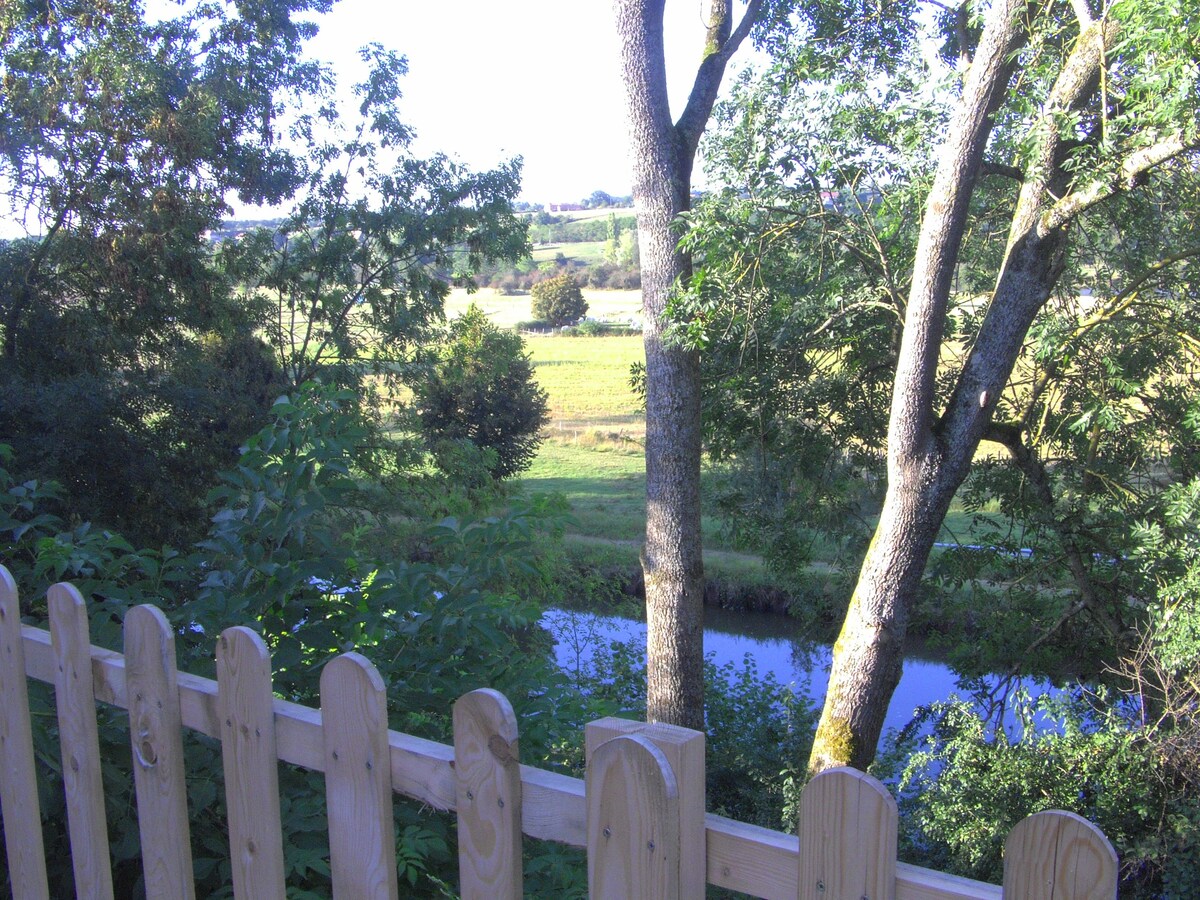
{"left": 0, "top": 566, "right": 1119, "bottom": 899}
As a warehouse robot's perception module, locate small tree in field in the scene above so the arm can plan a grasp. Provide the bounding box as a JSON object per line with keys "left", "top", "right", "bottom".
{"left": 413, "top": 304, "right": 549, "bottom": 479}
{"left": 531, "top": 274, "right": 588, "bottom": 326}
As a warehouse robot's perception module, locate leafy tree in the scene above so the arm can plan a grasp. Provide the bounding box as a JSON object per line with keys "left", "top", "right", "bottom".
{"left": 674, "top": 58, "right": 933, "bottom": 588}
{"left": 680, "top": 0, "right": 1200, "bottom": 777}
{"left": 0, "top": 383, "right": 588, "bottom": 896}
{"left": 530, "top": 274, "right": 588, "bottom": 326}
{"left": 587, "top": 189, "right": 616, "bottom": 208}
{"left": 0, "top": 0, "right": 327, "bottom": 543}
{"left": 412, "top": 304, "right": 549, "bottom": 479}
{"left": 685, "top": 0, "right": 1200, "bottom": 771}
{"left": 219, "top": 45, "right": 528, "bottom": 401}
{"left": 803, "top": 0, "right": 1200, "bottom": 775}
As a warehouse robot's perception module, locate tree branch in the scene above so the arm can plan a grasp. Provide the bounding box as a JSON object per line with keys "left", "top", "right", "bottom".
{"left": 981, "top": 161, "right": 1025, "bottom": 182}
{"left": 935, "top": 14, "right": 1117, "bottom": 463}
{"left": 1042, "top": 136, "right": 1198, "bottom": 233}
{"left": 888, "top": 0, "right": 1026, "bottom": 463}
{"left": 675, "top": 0, "right": 764, "bottom": 158}
{"left": 1069, "top": 0, "right": 1094, "bottom": 27}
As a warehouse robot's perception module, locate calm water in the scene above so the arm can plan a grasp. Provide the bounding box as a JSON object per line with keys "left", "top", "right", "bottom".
{"left": 543, "top": 605, "right": 1056, "bottom": 736}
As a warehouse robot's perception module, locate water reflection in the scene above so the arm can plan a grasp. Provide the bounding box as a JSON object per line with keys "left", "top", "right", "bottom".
{"left": 543, "top": 605, "right": 1057, "bottom": 737}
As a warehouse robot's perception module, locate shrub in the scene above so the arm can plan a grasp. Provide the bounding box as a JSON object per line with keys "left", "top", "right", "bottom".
{"left": 530, "top": 274, "right": 588, "bottom": 326}
{"left": 575, "top": 319, "right": 604, "bottom": 336}
{"left": 0, "top": 387, "right": 590, "bottom": 897}
{"left": 413, "top": 304, "right": 549, "bottom": 479}
{"left": 887, "top": 679, "right": 1200, "bottom": 896}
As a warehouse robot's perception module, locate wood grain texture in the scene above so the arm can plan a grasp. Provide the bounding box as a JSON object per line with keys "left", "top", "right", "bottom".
{"left": 321, "top": 652, "right": 399, "bottom": 900}
{"left": 216, "top": 626, "right": 286, "bottom": 900}
{"left": 49, "top": 582, "right": 115, "bottom": 900}
{"left": 585, "top": 716, "right": 705, "bottom": 899}
{"left": 453, "top": 689, "right": 522, "bottom": 900}
{"left": 0, "top": 566, "right": 50, "bottom": 899}
{"left": 1003, "top": 810, "right": 1117, "bottom": 899}
{"left": 798, "top": 766, "right": 898, "bottom": 900}
{"left": 587, "top": 733, "right": 680, "bottom": 900}
{"left": 124, "top": 604, "right": 195, "bottom": 900}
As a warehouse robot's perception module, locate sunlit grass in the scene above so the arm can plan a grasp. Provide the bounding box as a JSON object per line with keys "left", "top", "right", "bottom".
{"left": 531, "top": 241, "right": 609, "bottom": 265}
{"left": 524, "top": 333, "right": 645, "bottom": 432}
{"left": 445, "top": 287, "right": 642, "bottom": 329}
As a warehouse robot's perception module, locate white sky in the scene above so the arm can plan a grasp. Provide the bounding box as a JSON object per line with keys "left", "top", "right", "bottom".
{"left": 304, "top": 0, "right": 741, "bottom": 206}
{"left": 0, "top": 1, "right": 756, "bottom": 234}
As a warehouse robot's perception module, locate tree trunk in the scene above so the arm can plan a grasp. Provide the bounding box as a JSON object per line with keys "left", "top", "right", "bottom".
{"left": 809, "top": 0, "right": 1026, "bottom": 773}
{"left": 810, "top": 471, "right": 954, "bottom": 770}
{"left": 807, "top": 4, "right": 1168, "bottom": 774}
{"left": 614, "top": 0, "right": 759, "bottom": 729}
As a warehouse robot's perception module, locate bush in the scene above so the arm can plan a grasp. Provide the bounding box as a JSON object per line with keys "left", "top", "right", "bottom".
{"left": 886, "top": 680, "right": 1200, "bottom": 896}
{"left": 578, "top": 636, "right": 816, "bottom": 831}
{"left": 575, "top": 319, "right": 604, "bottom": 336}
{"left": 0, "top": 387, "right": 592, "bottom": 897}
{"left": 413, "top": 304, "right": 549, "bottom": 479}
{"left": 530, "top": 274, "right": 588, "bottom": 326}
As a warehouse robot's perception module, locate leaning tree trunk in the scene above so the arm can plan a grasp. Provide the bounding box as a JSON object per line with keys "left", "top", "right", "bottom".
{"left": 808, "top": 4, "right": 1152, "bottom": 773}
{"left": 809, "top": 0, "right": 1027, "bottom": 773}
{"left": 614, "top": 0, "right": 760, "bottom": 729}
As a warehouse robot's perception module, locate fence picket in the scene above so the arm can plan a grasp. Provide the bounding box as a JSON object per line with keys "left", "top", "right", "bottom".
{"left": 124, "top": 604, "right": 196, "bottom": 900}
{"left": 216, "top": 626, "right": 287, "bottom": 900}
{"left": 453, "top": 688, "right": 523, "bottom": 900}
{"left": 585, "top": 717, "right": 706, "bottom": 899}
{"left": 321, "top": 652, "right": 399, "bottom": 900}
{"left": 587, "top": 733, "right": 680, "bottom": 900}
{"left": 0, "top": 567, "right": 50, "bottom": 899}
{"left": 798, "top": 766, "right": 898, "bottom": 900}
{"left": 1003, "top": 810, "right": 1118, "bottom": 899}
{"left": 48, "top": 583, "right": 115, "bottom": 900}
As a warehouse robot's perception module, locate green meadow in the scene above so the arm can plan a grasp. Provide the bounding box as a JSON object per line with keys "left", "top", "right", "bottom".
{"left": 445, "top": 287, "right": 643, "bottom": 330}
{"left": 450, "top": 294, "right": 1015, "bottom": 592}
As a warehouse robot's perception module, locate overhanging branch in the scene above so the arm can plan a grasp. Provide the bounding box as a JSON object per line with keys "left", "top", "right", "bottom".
{"left": 983, "top": 421, "right": 1121, "bottom": 638}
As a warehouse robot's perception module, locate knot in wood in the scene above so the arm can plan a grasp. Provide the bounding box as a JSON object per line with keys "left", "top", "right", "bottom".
{"left": 488, "top": 733, "right": 517, "bottom": 766}
{"left": 135, "top": 729, "right": 158, "bottom": 768}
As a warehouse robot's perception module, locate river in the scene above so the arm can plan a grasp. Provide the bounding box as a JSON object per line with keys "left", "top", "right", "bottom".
{"left": 543, "top": 605, "right": 1057, "bottom": 736}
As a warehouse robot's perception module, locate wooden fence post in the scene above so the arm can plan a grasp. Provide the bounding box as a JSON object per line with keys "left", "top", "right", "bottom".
{"left": 797, "top": 766, "right": 898, "bottom": 900}
{"left": 320, "top": 652, "right": 399, "bottom": 900}
{"left": 453, "top": 688, "right": 523, "bottom": 900}
{"left": 586, "top": 733, "right": 680, "bottom": 900}
{"left": 585, "top": 717, "right": 705, "bottom": 899}
{"left": 49, "top": 582, "right": 115, "bottom": 900}
{"left": 217, "top": 626, "right": 287, "bottom": 900}
{"left": 124, "top": 604, "right": 196, "bottom": 900}
{"left": 0, "top": 566, "right": 50, "bottom": 899}
{"left": 1003, "top": 809, "right": 1118, "bottom": 899}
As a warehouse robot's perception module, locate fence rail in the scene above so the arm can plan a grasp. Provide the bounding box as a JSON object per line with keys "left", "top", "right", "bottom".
{"left": 0, "top": 566, "right": 1118, "bottom": 899}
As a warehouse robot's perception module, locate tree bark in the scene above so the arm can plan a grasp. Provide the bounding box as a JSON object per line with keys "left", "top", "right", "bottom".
{"left": 614, "top": 0, "right": 759, "bottom": 729}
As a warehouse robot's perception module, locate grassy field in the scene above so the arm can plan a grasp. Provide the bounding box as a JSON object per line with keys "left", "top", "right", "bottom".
{"left": 447, "top": 307, "right": 1020, "bottom": 590}
{"left": 525, "top": 332, "right": 645, "bottom": 432}
{"left": 445, "top": 287, "right": 643, "bottom": 329}
{"left": 531, "top": 241, "right": 609, "bottom": 265}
